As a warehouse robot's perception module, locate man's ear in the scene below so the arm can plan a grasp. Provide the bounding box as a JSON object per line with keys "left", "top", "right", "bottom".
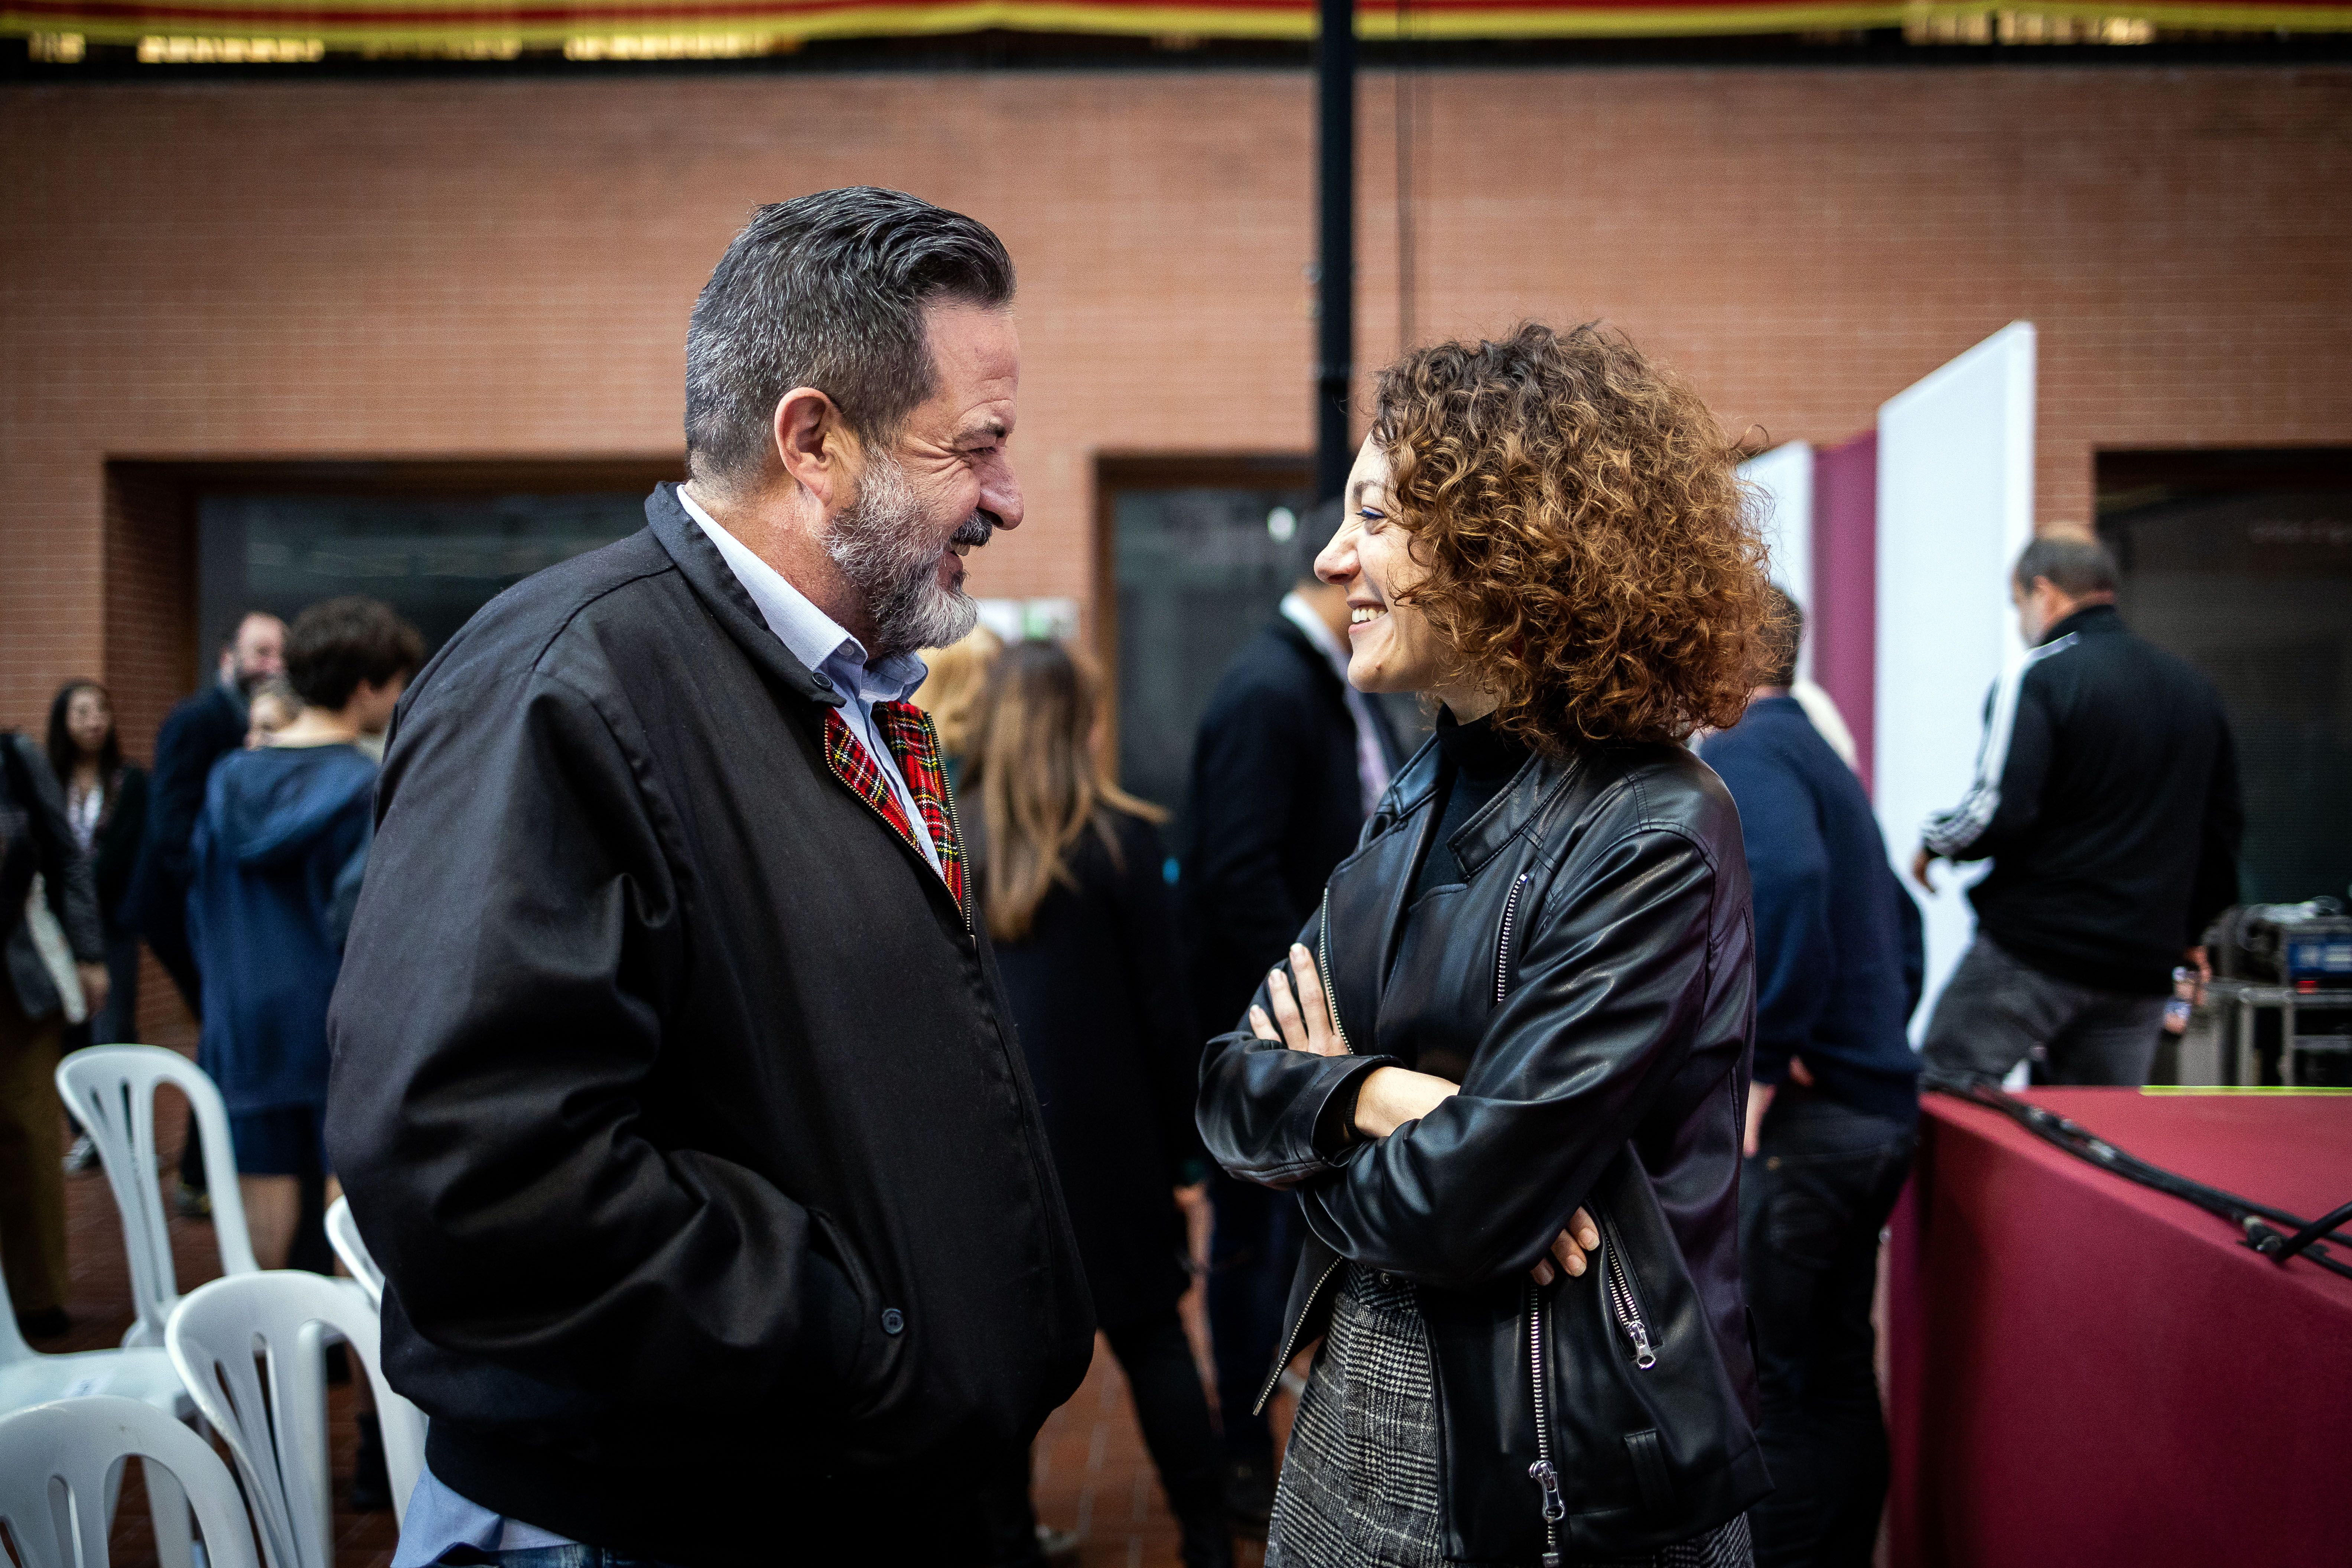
{"left": 773, "top": 387, "right": 852, "bottom": 510}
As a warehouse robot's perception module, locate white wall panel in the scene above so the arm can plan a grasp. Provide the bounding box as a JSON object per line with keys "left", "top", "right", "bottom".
{"left": 1739, "top": 440, "right": 1816, "bottom": 683}
{"left": 1874, "top": 322, "right": 2036, "bottom": 1041}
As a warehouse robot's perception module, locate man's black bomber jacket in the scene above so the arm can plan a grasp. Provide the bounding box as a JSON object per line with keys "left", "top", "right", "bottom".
{"left": 326, "top": 485, "right": 1094, "bottom": 1566}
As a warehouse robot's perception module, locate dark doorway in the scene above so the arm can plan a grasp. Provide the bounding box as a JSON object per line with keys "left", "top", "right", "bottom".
{"left": 2097, "top": 449, "right": 2352, "bottom": 905}
{"left": 1099, "top": 457, "right": 1318, "bottom": 833}
{"left": 184, "top": 460, "right": 679, "bottom": 663}
{"left": 1097, "top": 455, "right": 1427, "bottom": 871}
{"left": 104, "top": 457, "right": 679, "bottom": 768}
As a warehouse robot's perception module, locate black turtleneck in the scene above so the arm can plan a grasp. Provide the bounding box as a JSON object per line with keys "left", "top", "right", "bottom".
{"left": 1411, "top": 710, "right": 1531, "bottom": 904}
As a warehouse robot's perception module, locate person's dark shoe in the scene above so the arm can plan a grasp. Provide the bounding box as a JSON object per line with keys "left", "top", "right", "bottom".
{"left": 349, "top": 1412, "right": 392, "bottom": 1511}
{"left": 1034, "top": 1524, "right": 1080, "bottom": 1564}
{"left": 16, "top": 1307, "right": 70, "bottom": 1341}
{"left": 174, "top": 1180, "right": 211, "bottom": 1220}
{"left": 1223, "top": 1456, "right": 1274, "bottom": 1539}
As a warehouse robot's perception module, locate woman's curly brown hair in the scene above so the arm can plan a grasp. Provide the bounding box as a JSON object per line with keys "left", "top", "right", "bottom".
{"left": 1371, "top": 321, "right": 1770, "bottom": 751}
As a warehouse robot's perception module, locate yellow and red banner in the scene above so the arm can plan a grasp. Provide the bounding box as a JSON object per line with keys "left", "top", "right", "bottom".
{"left": 6, "top": 0, "right": 2348, "bottom": 51}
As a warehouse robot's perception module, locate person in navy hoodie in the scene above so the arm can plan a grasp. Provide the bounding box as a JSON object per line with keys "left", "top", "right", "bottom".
{"left": 1699, "top": 587, "right": 1923, "bottom": 1568}
{"left": 189, "top": 595, "right": 420, "bottom": 1272}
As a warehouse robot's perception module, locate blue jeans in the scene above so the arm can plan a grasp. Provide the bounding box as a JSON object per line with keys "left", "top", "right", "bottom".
{"left": 1738, "top": 1089, "right": 1916, "bottom": 1568}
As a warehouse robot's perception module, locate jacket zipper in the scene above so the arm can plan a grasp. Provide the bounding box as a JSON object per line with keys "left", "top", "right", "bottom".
{"left": 1253, "top": 889, "right": 1354, "bottom": 1416}
{"left": 1500, "top": 868, "right": 1565, "bottom": 1564}
{"left": 1316, "top": 885, "right": 1351, "bottom": 1052}
{"left": 1525, "top": 1282, "right": 1567, "bottom": 1568}
{"left": 1597, "top": 1210, "right": 1659, "bottom": 1370}
{"left": 1254, "top": 1251, "right": 1346, "bottom": 1415}
{"left": 1494, "top": 870, "right": 1532, "bottom": 1007}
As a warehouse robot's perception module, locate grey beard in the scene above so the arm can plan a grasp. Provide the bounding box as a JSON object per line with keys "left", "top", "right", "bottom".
{"left": 823, "top": 452, "right": 990, "bottom": 659}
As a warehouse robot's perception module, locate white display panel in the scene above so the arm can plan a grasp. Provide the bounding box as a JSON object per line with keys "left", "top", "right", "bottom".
{"left": 1874, "top": 322, "right": 2037, "bottom": 1041}
{"left": 1739, "top": 440, "right": 1816, "bottom": 683}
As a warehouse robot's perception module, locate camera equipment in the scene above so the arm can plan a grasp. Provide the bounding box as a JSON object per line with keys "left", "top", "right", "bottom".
{"left": 2207, "top": 898, "right": 2352, "bottom": 1085}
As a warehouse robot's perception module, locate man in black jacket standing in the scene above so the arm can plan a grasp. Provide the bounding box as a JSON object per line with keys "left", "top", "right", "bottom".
{"left": 130, "top": 609, "right": 284, "bottom": 1013}
{"left": 1179, "top": 514, "right": 1401, "bottom": 1529}
{"left": 1914, "top": 536, "right": 2242, "bottom": 1088}
{"left": 328, "top": 189, "right": 1092, "bottom": 1567}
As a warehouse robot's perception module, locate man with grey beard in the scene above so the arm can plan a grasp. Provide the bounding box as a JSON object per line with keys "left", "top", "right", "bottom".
{"left": 329, "top": 189, "right": 1093, "bottom": 1566}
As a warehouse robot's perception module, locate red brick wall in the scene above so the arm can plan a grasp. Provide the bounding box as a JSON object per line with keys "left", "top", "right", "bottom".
{"left": 101, "top": 466, "right": 200, "bottom": 766}
{"left": 4, "top": 64, "right": 2350, "bottom": 739}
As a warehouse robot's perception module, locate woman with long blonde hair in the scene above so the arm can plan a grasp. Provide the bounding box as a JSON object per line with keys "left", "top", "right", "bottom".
{"left": 964, "top": 639, "right": 1232, "bottom": 1568}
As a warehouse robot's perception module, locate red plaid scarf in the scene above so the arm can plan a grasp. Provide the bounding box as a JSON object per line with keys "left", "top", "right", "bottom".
{"left": 821, "top": 699, "right": 967, "bottom": 918}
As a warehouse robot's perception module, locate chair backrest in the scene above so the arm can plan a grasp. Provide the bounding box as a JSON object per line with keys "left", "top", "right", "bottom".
{"left": 0, "top": 1395, "right": 261, "bottom": 1568}
{"left": 322, "top": 1196, "right": 384, "bottom": 1311}
{"left": 165, "top": 1272, "right": 426, "bottom": 1568}
{"left": 55, "top": 1045, "right": 260, "bottom": 1347}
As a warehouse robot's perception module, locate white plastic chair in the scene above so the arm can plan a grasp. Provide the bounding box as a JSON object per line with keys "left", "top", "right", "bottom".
{"left": 323, "top": 1195, "right": 384, "bottom": 1311}
{"left": 0, "top": 1269, "right": 199, "bottom": 1568}
{"left": 0, "top": 1396, "right": 260, "bottom": 1568}
{"left": 55, "top": 1045, "right": 260, "bottom": 1348}
{"left": 166, "top": 1271, "right": 425, "bottom": 1568}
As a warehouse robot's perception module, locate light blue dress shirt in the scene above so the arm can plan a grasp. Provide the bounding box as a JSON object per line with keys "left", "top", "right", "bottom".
{"left": 679, "top": 487, "right": 940, "bottom": 868}
{"left": 391, "top": 489, "right": 940, "bottom": 1565}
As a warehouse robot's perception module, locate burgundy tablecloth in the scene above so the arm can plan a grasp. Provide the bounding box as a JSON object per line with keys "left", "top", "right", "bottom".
{"left": 1887, "top": 1089, "right": 2352, "bottom": 1568}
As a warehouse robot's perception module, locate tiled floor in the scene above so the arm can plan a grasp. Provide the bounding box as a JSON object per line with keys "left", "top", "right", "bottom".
{"left": 40, "top": 1066, "right": 1249, "bottom": 1568}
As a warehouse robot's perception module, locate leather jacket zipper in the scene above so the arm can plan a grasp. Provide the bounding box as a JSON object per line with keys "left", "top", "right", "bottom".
{"left": 1525, "top": 1282, "right": 1567, "bottom": 1567}
{"left": 1254, "top": 1250, "right": 1346, "bottom": 1416}
{"left": 1253, "top": 890, "right": 1353, "bottom": 1416}
{"left": 1597, "top": 1209, "right": 1659, "bottom": 1370}
{"left": 1495, "top": 870, "right": 1532, "bottom": 1007}
{"left": 1316, "top": 885, "right": 1351, "bottom": 1051}
{"left": 1500, "top": 870, "right": 1567, "bottom": 1558}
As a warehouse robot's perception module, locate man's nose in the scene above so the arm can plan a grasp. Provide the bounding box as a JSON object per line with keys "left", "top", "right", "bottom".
{"left": 980, "top": 458, "right": 1024, "bottom": 533}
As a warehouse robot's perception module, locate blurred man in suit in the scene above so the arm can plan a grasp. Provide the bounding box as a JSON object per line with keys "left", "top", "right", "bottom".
{"left": 1180, "top": 498, "right": 1403, "bottom": 1530}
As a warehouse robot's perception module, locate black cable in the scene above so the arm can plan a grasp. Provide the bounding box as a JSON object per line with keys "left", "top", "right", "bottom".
{"left": 2274, "top": 1199, "right": 2352, "bottom": 1264}
{"left": 1945, "top": 1084, "right": 2352, "bottom": 1284}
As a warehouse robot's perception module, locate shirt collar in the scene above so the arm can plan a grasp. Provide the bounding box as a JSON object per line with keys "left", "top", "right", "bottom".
{"left": 1280, "top": 590, "right": 1353, "bottom": 687}
{"left": 677, "top": 485, "right": 928, "bottom": 705}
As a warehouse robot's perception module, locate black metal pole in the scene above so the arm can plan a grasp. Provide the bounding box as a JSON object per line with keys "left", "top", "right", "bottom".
{"left": 1314, "top": 0, "right": 1356, "bottom": 504}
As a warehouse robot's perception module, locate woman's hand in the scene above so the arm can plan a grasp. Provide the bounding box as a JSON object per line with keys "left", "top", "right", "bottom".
{"left": 1248, "top": 948, "right": 1594, "bottom": 1284}
{"left": 1531, "top": 1208, "right": 1598, "bottom": 1287}
{"left": 1351, "top": 1065, "right": 1455, "bottom": 1137}
{"left": 1247, "top": 944, "right": 1345, "bottom": 1057}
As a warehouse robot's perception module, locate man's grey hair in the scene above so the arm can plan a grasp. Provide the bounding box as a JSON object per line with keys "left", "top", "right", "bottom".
{"left": 1759, "top": 584, "right": 1803, "bottom": 689}
{"left": 684, "top": 188, "right": 1016, "bottom": 492}
{"left": 2012, "top": 535, "right": 2119, "bottom": 599}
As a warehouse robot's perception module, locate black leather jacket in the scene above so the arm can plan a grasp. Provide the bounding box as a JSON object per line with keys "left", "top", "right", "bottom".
{"left": 1197, "top": 736, "right": 1768, "bottom": 1562}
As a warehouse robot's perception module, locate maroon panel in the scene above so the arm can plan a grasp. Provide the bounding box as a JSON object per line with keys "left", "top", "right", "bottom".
{"left": 1809, "top": 431, "right": 1877, "bottom": 793}
{"left": 1887, "top": 1090, "right": 2352, "bottom": 1568}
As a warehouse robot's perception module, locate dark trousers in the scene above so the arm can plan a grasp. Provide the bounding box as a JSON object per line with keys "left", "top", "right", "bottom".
{"left": 980, "top": 1308, "right": 1226, "bottom": 1567}
{"left": 0, "top": 995, "right": 68, "bottom": 1314}
{"left": 61, "top": 923, "right": 141, "bottom": 1053}
{"left": 1739, "top": 1090, "right": 1916, "bottom": 1568}
{"left": 1204, "top": 1173, "right": 1302, "bottom": 1461}
{"left": 1921, "top": 936, "right": 2167, "bottom": 1089}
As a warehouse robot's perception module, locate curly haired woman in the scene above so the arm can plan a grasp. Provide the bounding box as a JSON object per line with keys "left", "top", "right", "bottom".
{"left": 1197, "top": 322, "right": 1773, "bottom": 1568}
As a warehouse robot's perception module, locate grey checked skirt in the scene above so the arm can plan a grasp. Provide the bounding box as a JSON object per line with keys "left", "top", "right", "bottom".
{"left": 1266, "top": 1264, "right": 1754, "bottom": 1568}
